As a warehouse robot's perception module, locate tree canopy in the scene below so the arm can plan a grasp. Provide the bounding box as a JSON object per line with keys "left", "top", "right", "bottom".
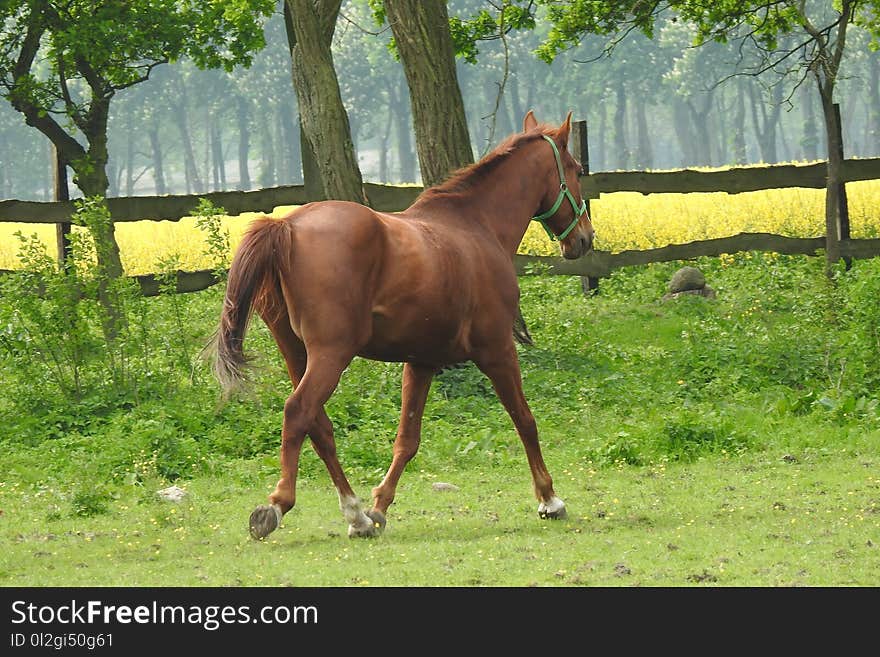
{"left": 0, "top": 0, "right": 274, "bottom": 186}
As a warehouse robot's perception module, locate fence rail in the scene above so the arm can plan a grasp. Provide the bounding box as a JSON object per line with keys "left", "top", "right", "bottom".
{"left": 580, "top": 157, "right": 880, "bottom": 196}
{"left": 2, "top": 158, "right": 879, "bottom": 224}
{"left": 1, "top": 152, "right": 879, "bottom": 295}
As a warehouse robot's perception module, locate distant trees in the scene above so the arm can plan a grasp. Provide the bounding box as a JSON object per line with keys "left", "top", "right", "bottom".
{"left": 2, "top": 0, "right": 879, "bottom": 206}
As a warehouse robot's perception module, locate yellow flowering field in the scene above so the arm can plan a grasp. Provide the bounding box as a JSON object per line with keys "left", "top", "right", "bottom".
{"left": 1, "top": 181, "right": 878, "bottom": 273}
{"left": 521, "top": 179, "right": 880, "bottom": 255}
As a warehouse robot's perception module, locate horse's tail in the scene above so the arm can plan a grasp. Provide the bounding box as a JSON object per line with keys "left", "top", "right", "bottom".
{"left": 211, "top": 217, "right": 291, "bottom": 397}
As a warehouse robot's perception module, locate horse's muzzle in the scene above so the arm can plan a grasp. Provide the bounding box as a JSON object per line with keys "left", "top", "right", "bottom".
{"left": 563, "top": 230, "right": 594, "bottom": 260}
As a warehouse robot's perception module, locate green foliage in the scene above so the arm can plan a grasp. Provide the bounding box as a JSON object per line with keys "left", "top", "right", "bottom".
{"left": 0, "top": 0, "right": 275, "bottom": 206}
{"left": 449, "top": 1, "right": 537, "bottom": 64}
{"left": 533, "top": 0, "right": 880, "bottom": 65}
{"left": 0, "top": 197, "right": 153, "bottom": 405}
{"left": 534, "top": 0, "right": 660, "bottom": 62}
{"left": 0, "top": 1, "right": 275, "bottom": 106}
{"left": 71, "top": 488, "right": 110, "bottom": 518}
{"left": 660, "top": 408, "right": 752, "bottom": 462}
{"left": 372, "top": 0, "right": 537, "bottom": 64}
{"left": 194, "top": 198, "right": 231, "bottom": 278}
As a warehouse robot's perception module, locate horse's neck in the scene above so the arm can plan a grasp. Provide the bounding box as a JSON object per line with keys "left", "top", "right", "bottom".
{"left": 412, "top": 150, "right": 544, "bottom": 256}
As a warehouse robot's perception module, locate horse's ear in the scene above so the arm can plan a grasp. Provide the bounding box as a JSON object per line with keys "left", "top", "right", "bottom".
{"left": 557, "top": 111, "right": 573, "bottom": 147}
{"left": 523, "top": 110, "right": 538, "bottom": 132}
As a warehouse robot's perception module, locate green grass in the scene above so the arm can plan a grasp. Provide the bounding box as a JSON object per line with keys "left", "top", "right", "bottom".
{"left": 1, "top": 252, "right": 879, "bottom": 586}
{"left": 1, "top": 444, "right": 877, "bottom": 586}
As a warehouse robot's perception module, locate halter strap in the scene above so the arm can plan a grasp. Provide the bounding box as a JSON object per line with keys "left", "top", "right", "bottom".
{"left": 532, "top": 135, "right": 587, "bottom": 241}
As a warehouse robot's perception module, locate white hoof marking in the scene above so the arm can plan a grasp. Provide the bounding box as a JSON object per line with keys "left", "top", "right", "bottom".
{"left": 339, "top": 494, "right": 374, "bottom": 535}
{"left": 538, "top": 496, "right": 566, "bottom": 518}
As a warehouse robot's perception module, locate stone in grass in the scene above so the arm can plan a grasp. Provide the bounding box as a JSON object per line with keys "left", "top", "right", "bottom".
{"left": 662, "top": 266, "right": 716, "bottom": 301}
{"left": 157, "top": 485, "right": 188, "bottom": 503}
{"left": 432, "top": 482, "right": 460, "bottom": 492}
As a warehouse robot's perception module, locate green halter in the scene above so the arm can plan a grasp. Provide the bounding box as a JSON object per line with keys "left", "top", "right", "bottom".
{"left": 532, "top": 135, "right": 587, "bottom": 241}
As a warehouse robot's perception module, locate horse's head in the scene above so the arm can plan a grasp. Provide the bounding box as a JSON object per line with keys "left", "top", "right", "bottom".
{"left": 525, "top": 111, "right": 595, "bottom": 260}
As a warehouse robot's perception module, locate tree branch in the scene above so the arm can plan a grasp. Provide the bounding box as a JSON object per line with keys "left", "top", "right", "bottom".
{"left": 56, "top": 52, "right": 88, "bottom": 132}
{"left": 12, "top": 13, "right": 44, "bottom": 82}
{"left": 113, "top": 59, "right": 169, "bottom": 92}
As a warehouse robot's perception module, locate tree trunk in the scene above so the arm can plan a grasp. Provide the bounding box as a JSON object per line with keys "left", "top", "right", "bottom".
{"left": 711, "top": 95, "right": 727, "bottom": 165}
{"left": 391, "top": 79, "right": 416, "bottom": 182}
{"left": 124, "top": 112, "right": 135, "bottom": 196}
{"left": 800, "top": 85, "right": 819, "bottom": 161}
{"left": 869, "top": 56, "right": 880, "bottom": 153}
{"left": 258, "top": 113, "right": 276, "bottom": 188}
{"left": 69, "top": 100, "right": 123, "bottom": 282}
{"left": 614, "top": 82, "right": 631, "bottom": 169}
{"left": 73, "top": 104, "right": 126, "bottom": 338}
{"left": 203, "top": 121, "right": 211, "bottom": 192}
{"left": 614, "top": 80, "right": 632, "bottom": 171}
{"left": 290, "top": 113, "right": 303, "bottom": 185}
{"left": 273, "top": 107, "right": 288, "bottom": 184}
{"left": 384, "top": 0, "right": 474, "bottom": 187}
{"left": 671, "top": 98, "right": 696, "bottom": 166}
{"left": 497, "top": 90, "right": 515, "bottom": 140}
{"left": 171, "top": 101, "right": 203, "bottom": 194}
{"left": 283, "top": 0, "right": 365, "bottom": 203}
{"left": 634, "top": 97, "right": 653, "bottom": 169}
{"left": 298, "top": 119, "right": 320, "bottom": 199}
{"left": 237, "top": 97, "right": 251, "bottom": 190}
{"left": 210, "top": 120, "right": 225, "bottom": 191}
{"left": 378, "top": 97, "right": 393, "bottom": 182}
{"left": 732, "top": 79, "right": 747, "bottom": 164}
{"left": 596, "top": 98, "right": 607, "bottom": 171}
{"left": 748, "top": 81, "right": 781, "bottom": 163}
{"left": 148, "top": 123, "right": 166, "bottom": 195}
{"left": 278, "top": 102, "right": 299, "bottom": 185}
{"left": 509, "top": 73, "right": 526, "bottom": 131}
{"left": 819, "top": 90, "right": 843, "bottom": 270}
{"left": 685, "top": 93, "right": 714, "bottom": 166}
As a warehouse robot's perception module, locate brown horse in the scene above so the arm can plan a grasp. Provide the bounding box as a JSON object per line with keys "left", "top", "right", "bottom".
{"left": 212, "top": 111, "right": 594, "bottom": 539}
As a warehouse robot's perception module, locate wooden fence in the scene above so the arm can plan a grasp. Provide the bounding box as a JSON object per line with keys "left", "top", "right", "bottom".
{"left": 1, "top": 123, "right": 880, "bottom": 296}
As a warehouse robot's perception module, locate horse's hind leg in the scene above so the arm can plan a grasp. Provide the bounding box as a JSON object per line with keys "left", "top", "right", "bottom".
{"left": 248, "top": 326, "right": 308, "bottom": 539}
{"left": 308, "top": 409, "right": 382, "bottom": 538}
{"left": 250, "top": 347, "right": 358, "bottom": 539}
{"left": 370, "top": 363, "right": 435, "bottom": 521}
{"left": 475, "top": 344, "right": 566, "bottom": 520}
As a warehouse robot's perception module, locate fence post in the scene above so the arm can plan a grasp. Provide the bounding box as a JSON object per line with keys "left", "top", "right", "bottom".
{"left": 833, "top": 103, "right": 851, "bottom": 270}
{"left": 52, "top": 145, "right": 72, "bottom": 270}
{"left": 570, "top": 120, "right": 599, "bottom": 296}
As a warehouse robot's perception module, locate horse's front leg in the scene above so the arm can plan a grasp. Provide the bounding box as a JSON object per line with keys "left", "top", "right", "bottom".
{"left": 475, "top": 343, "right": 566, "bottom": 520}
{"left": 369, "top": 363, "right": 435, "bottom": 528}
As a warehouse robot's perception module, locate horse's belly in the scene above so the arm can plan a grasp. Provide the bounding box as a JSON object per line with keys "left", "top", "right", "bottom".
{"left": 359, "top": 310, "right": 470, "bottom": 365}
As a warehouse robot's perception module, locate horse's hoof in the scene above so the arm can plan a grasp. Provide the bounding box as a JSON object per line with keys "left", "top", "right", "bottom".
{"left": 348, "top": 511, "right": 384, "bottom": 539}
{"left": 365, "top": 509, "right": 387, "bottom": 532}
{"left": 249, "top": 504, "right": 282, "bottom": 540}
{"left": 538, "top": 497, "right": 567, "bottom": 520}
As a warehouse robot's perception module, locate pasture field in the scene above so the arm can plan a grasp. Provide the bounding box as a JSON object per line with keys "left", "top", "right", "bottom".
{"left": 1, "top": 245, "right": 879, "bottom": 586}
{"left": 1, "top": 180, "right": 879, "bottom": 272}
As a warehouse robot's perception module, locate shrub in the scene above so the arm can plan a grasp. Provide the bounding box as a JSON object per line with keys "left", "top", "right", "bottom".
{"left": 660, "top": 409, "right": 752, "bottom": 462}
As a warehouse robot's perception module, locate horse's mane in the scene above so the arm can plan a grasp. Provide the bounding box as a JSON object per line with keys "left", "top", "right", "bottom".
{"left": 416, "top": 124, "right": 557, "bottom": 202}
